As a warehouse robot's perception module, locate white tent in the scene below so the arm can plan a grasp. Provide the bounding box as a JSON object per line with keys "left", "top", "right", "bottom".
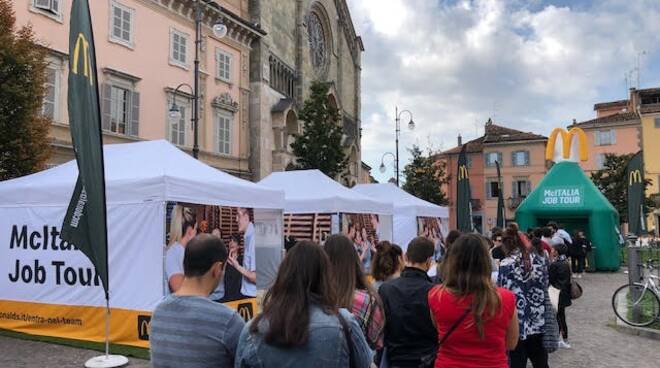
{"left": 259, "top": 169, "right": 392, "bottom": 215}
{"left": 1, "top": 139, "right": 283, "bottom": 208}
{"left": 353, "top": 183, "right": 449, "bottom": 249}
{"left": 0, "top": 140, "right": 284, "bottom": 348}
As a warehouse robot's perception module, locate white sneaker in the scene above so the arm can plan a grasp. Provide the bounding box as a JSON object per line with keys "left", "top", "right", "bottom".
{"left": 578, "top": 274, "right": 583, "bottom": 279}
{"left": 558, "top": 340, "right": 571, "bottom": 349}
{"left": 572, "top": 273, "right": 577, "bottom": 278}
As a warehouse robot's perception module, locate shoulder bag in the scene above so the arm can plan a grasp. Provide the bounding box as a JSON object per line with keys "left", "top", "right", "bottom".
{"left": 418, "top": 307, "right": 471, "bottom": 368}
{"left": 570, "top": 280, "right": 583, "bottom": 300}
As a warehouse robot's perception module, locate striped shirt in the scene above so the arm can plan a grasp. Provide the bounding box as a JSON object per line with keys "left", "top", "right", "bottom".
{"left": 150, "top": 295, "right": 245, "bottom": 368}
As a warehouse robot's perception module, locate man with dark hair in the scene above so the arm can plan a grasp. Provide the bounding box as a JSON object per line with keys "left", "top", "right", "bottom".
{"left": 379, "top": 237, "right": 437, "bottom": 367}
{"left": 490, "top": 229, "right": 506, "bottom": 262}
{"left": 151, "top": 234, "right": 245, "bottom": 368}
{"left": 229, "top": 207, "right": 257, "bottom": 297}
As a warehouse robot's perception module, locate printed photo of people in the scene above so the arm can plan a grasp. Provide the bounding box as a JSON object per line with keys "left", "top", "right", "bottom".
{"left": 164, "top": 203, "right": 256, "bottom": 303}
{"left": 342, "top": 213, "right": 381, "bottom": 273}
{"left": 418, "top": 217, "right": 446, "bottom": 262}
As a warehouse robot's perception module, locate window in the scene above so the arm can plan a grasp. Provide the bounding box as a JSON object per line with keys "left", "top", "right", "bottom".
{"left": 110, "top": 2, "right": 133, "bottom": 47}
{"left": 485, "top": 152, "right": 502, "bottom": 167}
{"left": 466, "top": 155, "right": 473, "bottom": 168}
{"left": 42, "top": 65, "right": 59, "bottom": 120}
{"left": 170, "top": 105, "right": 186, "bottom": 146}
{"left": 170, "top": 29, "right": 188, "bottom": 67}
{"left": 110, "top": 86, "right": 130, "bottom": 134}
{"left": 215, "top": 112, "right": 232, "bottom": 155}
{"left": 655, "top": 118, "right": 660, "bottom": 128}
{"left": 216, "top": 49, "right": 232, "bottom": 82}
{"left": 512, "top": 150, "right": 530, "bottom": 166}
{"left": 487, "top": 179, "right": 501, "bottom": 199}
{"left": 595, "top": 129, "right": 616, "bottom": 146}
{"left": 512, "top": 178, "right": 531, "bottom": 198}
{"left": 596, "top": 153, "right": 607, "bottom": 169}
{"left": 33, "top": 0, "right": 60, "bottom": 16}
{"left": 101, "top": 79, "right": 140, "bottom": 137}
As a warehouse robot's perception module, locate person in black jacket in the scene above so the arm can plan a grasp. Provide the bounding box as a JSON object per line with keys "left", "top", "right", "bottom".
{"left": 379, "top": 237, "right": 437, "bottom": 367}
{"left": 569, "top": 230, "right": 591, "bottom": 278}
{"left": 549, "top": 243, "right": 572, "bottom": 349}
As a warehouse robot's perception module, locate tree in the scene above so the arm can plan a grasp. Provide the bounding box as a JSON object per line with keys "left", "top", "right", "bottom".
{"left": 290, "top": 81, "right": 347, "bottom": 178}
{"left": 402, "top": 145, "right": 450, "bottom": 205}
{"left": 590, "top": 153, "right": 654, "bottom": 223}
{"left": 0, "top": 0, "right": 51, "bottom": 180}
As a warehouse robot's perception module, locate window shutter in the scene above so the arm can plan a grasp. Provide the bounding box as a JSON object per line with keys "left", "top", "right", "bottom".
{"left": 130, "top": 91, "right": 140, "bottom": 137}
{"left": 214, "top": 114, "right": 219, "bottom": 153}
{"left": 101, "top": 83, "right": 112, "bottom": 131}
{"left": 512, "top": 180, "right": 517, "bottom": 198}
{"left": 227, "top": 54, "right": 232, "bottom": 81}
{"left": 511, "top": 151, "right": 516, "bottom": 166}
{"left": 594, "top": 131, "right": 601, "bottom": 146}
{"left": 610, "top": 129, "right": 616, "bottom": 144}
{"left": 498, "top": 152, "right": 503, "bottom": 166}
{"left": 525, "top": 151, "right": 530, "bottom": 165}
{"left": 51, "top": 0, "right": 59, "bottom": 12}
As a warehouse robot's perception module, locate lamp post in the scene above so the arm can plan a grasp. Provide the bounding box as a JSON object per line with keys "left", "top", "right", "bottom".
{"left": 394, "top": 106, "right": 415, "bottom": 186}
{"left": 379, "top": 151, "right": 396, "bottom": 178}
{"left": 168, "top": 0, "right": 227, "bottom": 159}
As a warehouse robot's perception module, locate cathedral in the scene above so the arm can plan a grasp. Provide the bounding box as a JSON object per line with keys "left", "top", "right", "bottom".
{"left": 248, "top": 0, "right": 364, "bottom": 185}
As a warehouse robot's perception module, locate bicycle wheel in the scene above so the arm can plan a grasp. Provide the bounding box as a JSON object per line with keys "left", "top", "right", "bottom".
{"left": 612, "top": 283, "right": 660, "bottom": 327}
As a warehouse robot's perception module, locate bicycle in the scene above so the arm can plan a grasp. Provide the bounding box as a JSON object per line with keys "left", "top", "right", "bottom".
{"left": 611, "top": 259, "right": 660, "bottom": 327}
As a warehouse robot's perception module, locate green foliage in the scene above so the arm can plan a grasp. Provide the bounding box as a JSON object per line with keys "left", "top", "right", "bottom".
{"left": 590, "top": 153, "right": 654, "bottom": 223}
{"left": 0, "top": 0, "right": 52, "bottom": 180}
{"left": 290, "top": 81, "right": 347, "bottom": 178}
{"left": 402, "top": 145, "right": 449, "bottom": 205}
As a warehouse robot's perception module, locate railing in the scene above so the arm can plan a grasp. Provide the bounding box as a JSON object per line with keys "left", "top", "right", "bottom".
{"left": 507, "top": 196, "right": 525, "bottom": 209}
{"left": 470, "top": 199, "right": 481, "bottom": 210}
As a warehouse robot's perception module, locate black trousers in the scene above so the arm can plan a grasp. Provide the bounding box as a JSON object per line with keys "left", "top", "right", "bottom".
{"left": 509, "top": 334, "right": 548, "bottom": 368}
{"left": 571, "top": 256, "right": 586, "bottom": 273}
{"left": 557, "top": 306, "right": 568, "bottom": 339}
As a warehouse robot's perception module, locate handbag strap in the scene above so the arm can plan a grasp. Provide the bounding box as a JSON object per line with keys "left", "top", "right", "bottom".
{"left": 337, "top": 312, "right": 356, "bottom": 368}
{"left": 439, "top": 308, "right": 471, "bottom": 346}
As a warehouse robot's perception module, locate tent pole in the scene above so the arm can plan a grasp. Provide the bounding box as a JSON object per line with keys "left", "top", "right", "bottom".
{"left": 105, "top": 297, "right": 110, "bottom": 358}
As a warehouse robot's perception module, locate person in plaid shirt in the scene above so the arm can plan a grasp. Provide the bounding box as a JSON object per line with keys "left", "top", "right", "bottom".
{"left": 324, "top": 234, "right": 385, "bottom": 350}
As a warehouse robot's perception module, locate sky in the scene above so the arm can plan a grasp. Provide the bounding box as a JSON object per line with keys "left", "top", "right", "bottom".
{"left": 347, "top": 0, "right": 660, "bottom": 183}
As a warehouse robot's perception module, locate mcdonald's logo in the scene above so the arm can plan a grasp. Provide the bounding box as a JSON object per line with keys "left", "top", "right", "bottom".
{"left": 629, "top": 170, "right": 642, "bottom": 186}
{"left": 458, "top": 165, "right": 469, "bottom": 180}
{"left": 545, "top": 128, "right": 588, "bottom": 162}
{"left": 137, "top": 315, "right": 151, "bottom": 340}
{"left": 237, "top": 302, "right": 254, "bottom": 321}
{"left": 72, "top": 33, "right": 94, "bottom": 86}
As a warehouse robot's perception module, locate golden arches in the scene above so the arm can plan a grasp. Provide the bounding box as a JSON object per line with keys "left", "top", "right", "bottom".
{"left": 545, "top": 127, "right": 588, "bottom": 162}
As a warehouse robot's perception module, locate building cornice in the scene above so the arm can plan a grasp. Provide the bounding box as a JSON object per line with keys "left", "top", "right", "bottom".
{"left": 150, "top": 0, "right": 266, "bottom": 48}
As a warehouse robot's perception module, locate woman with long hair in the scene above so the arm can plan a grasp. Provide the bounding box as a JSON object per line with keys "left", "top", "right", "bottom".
{"left": 498, "top": 227, "right": 549, "bottom": 368}
{"left": 234, "top": 241, "right": 371, "bottom": 367}
{"left": 371, "top": 241, "right": 404, "bottom": 290}
{"left": 324, "top": 234, "right": 385, "bottom": 351}
{"left": 165, "top": 206, "right": 197, "bottom": 293}
{"left": 429, "top": 234, "right": 519, "bottom": 368}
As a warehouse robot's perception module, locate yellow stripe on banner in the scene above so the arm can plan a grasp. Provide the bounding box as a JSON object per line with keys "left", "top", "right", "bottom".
{"left": 0, "top": 298, "right": 259, "bottom": 348}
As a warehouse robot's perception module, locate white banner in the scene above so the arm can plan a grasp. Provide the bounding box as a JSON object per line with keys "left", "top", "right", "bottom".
{"left": 0, "top": 202, "right": 164, "bottom": 311}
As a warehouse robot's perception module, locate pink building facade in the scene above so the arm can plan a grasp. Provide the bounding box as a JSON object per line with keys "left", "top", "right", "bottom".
{"left": 16, "top": 0, "right": 261, "bottom": 177}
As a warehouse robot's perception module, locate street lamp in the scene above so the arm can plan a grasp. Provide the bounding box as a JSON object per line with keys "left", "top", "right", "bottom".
{"left": 394, "top": 106, "right": 414, "bottom": 186}
{"left": 171, "top": 0, "right": 227, "bottom": 159}
{"left": 379, "top": 151, "right": 395, "bottom": 174}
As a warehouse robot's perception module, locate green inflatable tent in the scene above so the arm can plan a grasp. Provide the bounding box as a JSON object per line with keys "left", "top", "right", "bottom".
{"left": 516, "top": 161, "right": 621, "bottom": 271}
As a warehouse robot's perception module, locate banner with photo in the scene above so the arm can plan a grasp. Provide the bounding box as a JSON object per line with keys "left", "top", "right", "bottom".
{"left": 417, "top": 217, "right": 449, "bottom": 261}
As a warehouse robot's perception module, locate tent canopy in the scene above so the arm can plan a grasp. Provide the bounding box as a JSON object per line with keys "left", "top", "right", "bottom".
{"left": 352, "top": 183, "right": 448, "bottom": 218}
{"left": 0, "top": 140, "right": 284, "bottom": 209}
{"left": 516, "top": 161, "right": 620, "bottom": 271}
{"left": 259, "top": 170, "right": 392, "bottom": 215}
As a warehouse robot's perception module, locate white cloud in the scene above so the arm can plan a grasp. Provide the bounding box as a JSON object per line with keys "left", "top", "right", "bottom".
{"left": 348, "top": 0, "right": 660, "bottom": 183}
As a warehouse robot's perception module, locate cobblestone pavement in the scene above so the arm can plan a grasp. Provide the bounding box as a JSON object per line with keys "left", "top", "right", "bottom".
{"left": 547, "top": 270, "right": 660, "bottom": 368}
{"left": 1, "top": 271, "right": 659, "bottom": 367}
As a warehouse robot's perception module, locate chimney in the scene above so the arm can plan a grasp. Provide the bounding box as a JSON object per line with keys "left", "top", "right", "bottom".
{"left": 457, "top": 134, "right": 462, "bottom": 146}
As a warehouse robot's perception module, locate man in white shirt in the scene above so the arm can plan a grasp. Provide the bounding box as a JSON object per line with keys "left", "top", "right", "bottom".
{"left": 228, "top": 207, "right": 257, "bottom": 297}
{"left": 549, "top": 222, "right": 572, "bottom": 245}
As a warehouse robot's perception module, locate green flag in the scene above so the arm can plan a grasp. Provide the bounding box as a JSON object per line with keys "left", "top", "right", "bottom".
{"left": 495, "top": 160, "right": 505, "bottom": 228}
{"left": 456, "top": 145, "right": 473, "bottom": 232}
{"left": 60, "top": 0, "right": 109, "bottom": 296}
{"left": 626, "top": 151, "right": 647, "bottom": 236}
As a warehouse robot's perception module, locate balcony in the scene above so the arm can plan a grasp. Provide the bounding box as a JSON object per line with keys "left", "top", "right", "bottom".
{"left": 507, "top": 196, "right": 526, "bottom": 209}
{"left": 470, "top": 199, "right": 481, "bottom": 210}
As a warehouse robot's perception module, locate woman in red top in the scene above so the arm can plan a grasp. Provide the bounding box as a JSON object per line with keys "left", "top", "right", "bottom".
{"left": 428, "top": 234, "right": 519, "bottom": 368}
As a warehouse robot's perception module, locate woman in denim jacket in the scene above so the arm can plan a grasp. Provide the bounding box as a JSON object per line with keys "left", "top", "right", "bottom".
{"left": 234, "top": 241, "right": 372, "bottom": 368}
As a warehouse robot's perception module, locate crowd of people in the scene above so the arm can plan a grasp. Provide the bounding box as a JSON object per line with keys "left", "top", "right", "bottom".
{"left": 151, "top": 217, "right": 590, "bottom": 368}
